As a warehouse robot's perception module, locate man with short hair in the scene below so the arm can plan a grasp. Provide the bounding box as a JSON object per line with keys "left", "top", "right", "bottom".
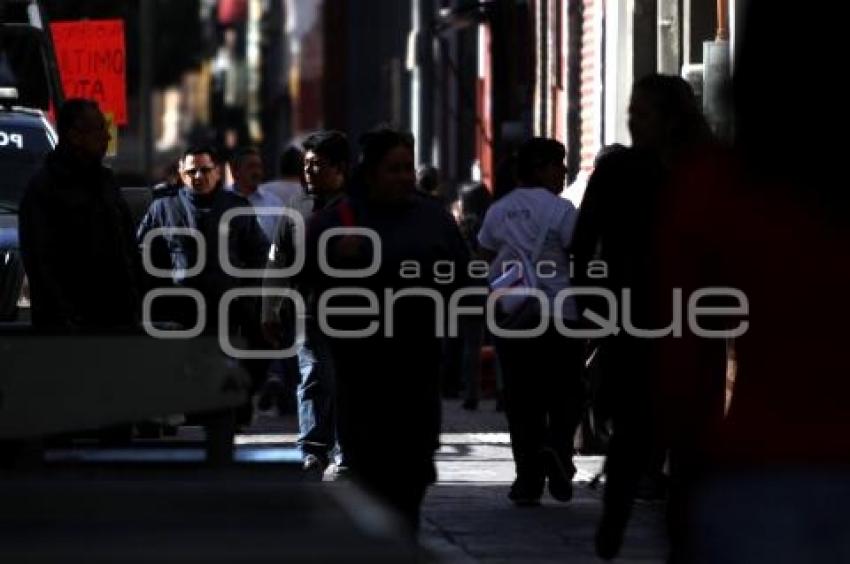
{"left": 228, "top": 146, "right": 282, "bottom": 242}
{"left": 19, "top": 98, "right": 140, "bottom": 330}
{"left": 138, "top": 145, "right": 270, "bottom": 423}
{"left": 478, "top": 137, "right": 584, "bottom": 507}
{"left": 263, "top": 130, "right": 349, "bottom": 477}
{"left": 138, "top": 144, "right": 269, "bottom": 326}
{"left": 259, "top": 146, "right": 304, "bottom": 206}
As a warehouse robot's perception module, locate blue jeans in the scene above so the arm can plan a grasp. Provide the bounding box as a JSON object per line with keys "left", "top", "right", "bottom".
{"left": 296, "top": 319, "right": 338, "bottom": 463}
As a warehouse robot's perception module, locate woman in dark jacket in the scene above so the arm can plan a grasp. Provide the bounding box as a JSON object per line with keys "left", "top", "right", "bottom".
{"left": 301, "top": 126, "right": 472, "bottom": 532}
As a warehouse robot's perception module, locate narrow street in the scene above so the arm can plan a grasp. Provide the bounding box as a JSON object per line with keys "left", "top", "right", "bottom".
{"left": 420, "top": 400, "right": 668, "bottom": 563}
{"left": 244, "top": 399, "right": 668, "bottom": 563}
{"left": 4, "top": 3, "right": 842, "bottom": 562}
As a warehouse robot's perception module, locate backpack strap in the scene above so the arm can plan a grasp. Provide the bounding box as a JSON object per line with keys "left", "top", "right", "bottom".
{"left": 529, "top": 200, "right": 565, "bottom": 264}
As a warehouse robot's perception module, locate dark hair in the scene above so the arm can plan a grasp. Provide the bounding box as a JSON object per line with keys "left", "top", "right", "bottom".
{"left": 459, "top": 182, "right": 491, "bottom": 218}
{"left": 303, "top": 130, "right": 350, "bottom": 168}
{"left": 632, "top": 74, "right": 713, "bottom": 152}
{"left": 278, "top": 145, "right": 304, "bottom": 177}
{"left": 182, "top": 144, "right": 221, "bottom": 164}
{"left": 57, "top": 98, "right": 100, "bottom": 138}
{"left": 229, "top": 146, "right": 261, "bottom": 169}
{"left": 516, "top": 138, "right": 566, "bottom": 185}
{"left": 594, "top": 143, "right": 628, "bottom": 168}
{"left": 417, "top": 165, "right": 440, "bottom": 195}
{"left": 348, "top": 126, "right": 414, "bottom": 198}
{"left": 358, "top": 126, "right": 414, "bottom": 174}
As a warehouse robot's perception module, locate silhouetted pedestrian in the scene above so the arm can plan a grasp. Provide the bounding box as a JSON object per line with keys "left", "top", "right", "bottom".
{"left": 479, "top": 137, "right": 584, "bottom": 507}
{"left": 573, "top": 74, "right": 721, "bottom": 560}
{"left": 300, "top": 126, "right": 471, "bottom": 531}
{"left": 263, "top": 130, "right": 350, "bottom": 477}
{"left": 19, "top": 99, "right": 140, "bottom": 331}
{"left": 654, "top": 2, "right": 850, "bottom": 561}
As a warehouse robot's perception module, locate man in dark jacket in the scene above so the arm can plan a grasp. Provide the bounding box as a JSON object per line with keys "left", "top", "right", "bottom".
{"left": 19, "top": 99, "right": 140, "bottom": 331}
{"left": 137, "top": 145, "right": 269, "bottom": 333}
{"left": 137, "top": 145, "right": 269, "bottom": 427}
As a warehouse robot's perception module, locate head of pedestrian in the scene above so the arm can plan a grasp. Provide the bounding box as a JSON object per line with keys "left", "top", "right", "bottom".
{"left": 180, "top": 145, "right": 222, "bottom": 195}
{"left": 57, "top": 98, "right": 111, "bottom": 165}
{"left": 516, "top": 137, "right": 568, "bottom": 195}
{"left": 302, "top": 130, "right": 349, "bottom": 198}
{"left": 278, "top": 145, "right": 304, "bottom": 182}
{"left": 230, "top": 146, "right": 264, "bottom": 197}
{"left": 628, "top": 74, "right": 711, "bottom": 159}
{"left": 355, "top": 126, "right": 416, "bottom": 206}
{"left": 416, "top": 165, "right": 440, "bottom": 197}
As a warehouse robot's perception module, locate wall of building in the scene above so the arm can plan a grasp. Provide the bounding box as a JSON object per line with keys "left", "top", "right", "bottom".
{"left": 341, "top": 0, "right": 412, "bottom": 147}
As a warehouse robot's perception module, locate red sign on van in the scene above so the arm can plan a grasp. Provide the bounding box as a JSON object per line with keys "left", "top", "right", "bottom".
{"left": 51, "top": 20, "right": 127, "bottom": 125}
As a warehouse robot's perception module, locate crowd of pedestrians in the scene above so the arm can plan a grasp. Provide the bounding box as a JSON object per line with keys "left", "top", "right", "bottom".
{"left": 16, "top": 3, "right": 850, "bottom": 556}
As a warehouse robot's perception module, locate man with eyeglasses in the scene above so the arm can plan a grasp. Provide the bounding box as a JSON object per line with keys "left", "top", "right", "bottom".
{"left": 262, "top": 130, "right": 349, "bottom": 478}
{"left": 138, "top": 145, "right": 269, "bottom": 422}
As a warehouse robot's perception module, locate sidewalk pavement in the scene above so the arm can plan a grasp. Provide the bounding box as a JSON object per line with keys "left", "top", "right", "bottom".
{"left": 244, "top": 398, "right": 668, "bottom": 562}
{"left": 419, "top": 399, "right": 669, "bottom": 563}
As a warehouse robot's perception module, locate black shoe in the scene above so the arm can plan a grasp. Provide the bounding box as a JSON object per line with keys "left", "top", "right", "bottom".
{"left": 329, "top": 464, "right": 352, "bottom": 481}
{"left": 543, "top": 448, "right": 573, "bottom": 502}
{"left": 508, "top": 478, "right": 543, "bottom": 507}
{"left": 461, "top": 398, "right": 478, "bottom": 411}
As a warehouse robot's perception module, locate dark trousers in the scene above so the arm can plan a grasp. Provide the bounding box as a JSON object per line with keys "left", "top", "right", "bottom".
{"left": 495, "top": 324, "right": 585, "bottom": 483}
{"left": 329, "top": 336, "right": 441, "bottom": 532}
{"left": 598, "top": 336, "right": 657, "bottom": 530}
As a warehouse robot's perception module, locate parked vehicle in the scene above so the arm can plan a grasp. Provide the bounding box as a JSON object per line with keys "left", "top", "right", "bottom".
{"left": 0, "top": 92, "right": 56, "bottom": 321}
{"left": 0, "top": 0, "right": 62, "bottom": 321}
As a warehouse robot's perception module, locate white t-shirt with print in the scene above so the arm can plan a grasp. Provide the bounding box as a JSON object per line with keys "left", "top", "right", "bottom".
{"left": 478, "top": 187, "right": 579, "bottom": 321}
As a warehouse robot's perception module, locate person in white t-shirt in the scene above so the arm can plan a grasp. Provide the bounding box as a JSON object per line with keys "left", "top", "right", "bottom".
{"left": 477, "top": 137, "right": 585, "bottom": 507}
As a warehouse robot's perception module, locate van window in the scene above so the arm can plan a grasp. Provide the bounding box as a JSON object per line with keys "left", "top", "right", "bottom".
{"left": 0, "top": 27, "right": 53, "bottom": 111}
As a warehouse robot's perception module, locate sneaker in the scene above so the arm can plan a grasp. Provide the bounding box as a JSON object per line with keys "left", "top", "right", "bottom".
{"left": 329, "top": 464, "right": 352, "bottom": 481}
{"left": 508, "top": 478, "right": 543, "bottom": 507}
{"left": 543, "top": 448, "right": 574, "bottom": 502}
{"left": 302, "top": 454, "right": 328, "bottom": 481}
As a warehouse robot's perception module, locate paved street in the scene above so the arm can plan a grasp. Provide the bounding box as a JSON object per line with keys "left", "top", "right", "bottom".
{"left": 246, "top": 398, "right": 668, "bottom": 563}
{"left": 419, "top": 399, "right": 668, "bottom": 563}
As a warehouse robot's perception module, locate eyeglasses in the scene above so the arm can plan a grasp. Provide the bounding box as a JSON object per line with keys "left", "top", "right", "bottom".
{"left": 304, "top": 158, "right": 332, "bottom": 171}
{"left": 183, "top": 166, "right": 216, "bottom": 176}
